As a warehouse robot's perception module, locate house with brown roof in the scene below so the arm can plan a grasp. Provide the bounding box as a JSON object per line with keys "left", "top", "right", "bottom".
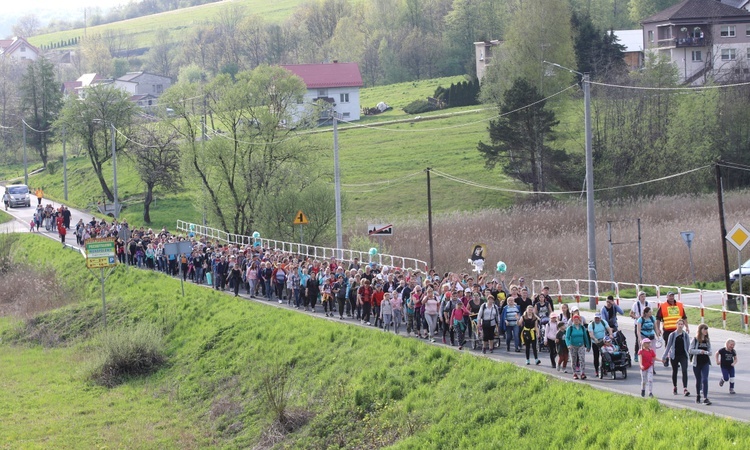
{"left": 642, "top": 0, "right": 750, "bottom": 84}
{"left": 0, "top": 37, "right": 39, "bottom": 62}
{"left": 281, "top": 62, "right": 363, "bottom": 121}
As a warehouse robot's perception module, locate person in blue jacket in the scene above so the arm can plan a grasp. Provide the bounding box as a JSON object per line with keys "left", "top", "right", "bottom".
{"left": 565, "top": 314, "right": 592, "bottom": 380}
{"left": 600, "top": 295, "right": 624, "bottom": 331}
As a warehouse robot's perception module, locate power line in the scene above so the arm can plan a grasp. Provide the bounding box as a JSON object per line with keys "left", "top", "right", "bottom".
{"left": 590, "top": 79, "right": 750, "bottom": 91}
{"left": 21, "top": 119, "right": 52, "bottom": 133}
{"left": 336, "top": 84, "right": 579, "bottom": 133}
{"left": 340, "top": 171, "right": 422, "bottom": 187}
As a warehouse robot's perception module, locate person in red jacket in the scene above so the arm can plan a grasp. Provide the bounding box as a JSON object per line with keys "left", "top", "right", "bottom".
{"left": 58, "top": 220, "right": 67, "bottom": 247}
{"left": 358, "top": 279, "right": 374, "bottom": 325}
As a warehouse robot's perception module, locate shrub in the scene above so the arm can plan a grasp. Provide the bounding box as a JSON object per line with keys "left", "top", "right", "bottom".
{"left": 88, "top": 322, "right": 166, "bottom": 387}
{"left": 403, "top": 99, "right": 437, "bottom": 115}
{"left": 46, "top": 161, "right": 60, "bottom": 175}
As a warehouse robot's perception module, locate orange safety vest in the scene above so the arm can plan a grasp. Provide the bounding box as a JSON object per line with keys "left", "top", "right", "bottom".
{"left": 659, "top": 301, "right": 685, "bottom": 331}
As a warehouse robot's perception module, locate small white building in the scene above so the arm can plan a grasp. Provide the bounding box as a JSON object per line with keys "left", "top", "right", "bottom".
{"left": 281, "top": 62, "right": 363, "bottom": 121}
{"left": 0, "top": 37, "right": 39, "bottom": 62}
{"left": 474, "top": 40, "right": 503, "bottom": 82}
{"left": 114, "top": 72, "right": 171, "bottom": 97}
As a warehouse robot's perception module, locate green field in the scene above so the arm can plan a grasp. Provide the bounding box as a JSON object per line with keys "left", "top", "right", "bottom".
{"left": 29, "top": 0, "right": 305, "bottom": 49}
{"left": 1, "top": 234, "right": 749, "bottom": 448}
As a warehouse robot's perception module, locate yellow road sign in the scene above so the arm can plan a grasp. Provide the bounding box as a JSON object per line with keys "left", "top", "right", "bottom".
{"left": 727, "top": 223, "right": 750, "bottom": 251}
{"left": 293, "top": 210, "right": 309, "bottom": 225}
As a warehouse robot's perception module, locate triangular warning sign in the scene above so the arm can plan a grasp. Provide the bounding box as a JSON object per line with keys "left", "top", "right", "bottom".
{"left": 293, "top": 210, "right": 309, "bottom": 225}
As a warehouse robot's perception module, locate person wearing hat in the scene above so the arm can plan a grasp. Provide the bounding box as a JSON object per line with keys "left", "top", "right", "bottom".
{"left": 599, "top": 335, "right": 616, "bottom": 377}
{"left": 630, "top": 291, "right": 649, "bottom": 362}
{"left": 638, "top": 337, "right": 657, "bottom": 397}
{"left": 565, "top": 314, "right": 592, "bottom": 380}
{"left": 656, "top": 292, "right": 689, "bottom": 368}
{"left": 588, "top": 312, "right": 613, "bottom": 377}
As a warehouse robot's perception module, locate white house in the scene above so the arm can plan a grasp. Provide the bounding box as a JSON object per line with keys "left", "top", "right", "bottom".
{"left": 0, "top": 37, "right": 40, "bottom": 62}
{"left": 281, "top": 62, "right": 363, "bottom": 121}
{"left": 114, "top": 72, "right": 171, "bottom": 97}
{"left": 474, "top": 40, "right": 503, "bottom": 82}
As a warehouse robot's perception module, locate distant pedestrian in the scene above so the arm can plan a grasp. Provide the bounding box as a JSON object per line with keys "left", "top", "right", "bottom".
{"left": 639, "top": 338, "right": 656, "bottom": 398}
{"left": 58, "top": 220, "right": 67, "bottom": 247}
{"left": 716, "top": 339, "right": 738, "bottom": 395}
{"left": 630, "top": 291, "right": 649, "bottom": 362}
{"left": 565, "top": 314, "right": 591, "bottom": 380}
{"left": 35, "top": 187, "right": 43, "bottom": 206}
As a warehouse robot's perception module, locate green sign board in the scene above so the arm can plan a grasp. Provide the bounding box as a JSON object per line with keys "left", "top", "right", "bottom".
{"left": 85, "top": 238, "right": 117, "bottom": 269}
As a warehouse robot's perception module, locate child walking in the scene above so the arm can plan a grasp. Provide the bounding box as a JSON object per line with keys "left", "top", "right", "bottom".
{"left": 555, "top": 321, "right": 569, "bottom": 373}
{"left": 639, "top": 337, "right": 657, "bottom": 397}
{"left": 716, "top": 339, "right": 738, "bottom": 394}
{"left": 380, "top": 293, "right": 394, "bottom": 333}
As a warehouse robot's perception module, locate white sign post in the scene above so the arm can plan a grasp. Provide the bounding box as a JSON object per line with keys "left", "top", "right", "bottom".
{"left": 368, "top": 224, "right": 393, "bottom": 254}
{"left": 726, "top": 223, "right": 750, "bottom": 314}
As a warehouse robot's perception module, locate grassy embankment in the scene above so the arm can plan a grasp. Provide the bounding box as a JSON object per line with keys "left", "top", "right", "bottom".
{"left": 1, "top": 233, "right": 749, "bottom": 448}
{"left": 0, "top": 210, "right": 12, "bottom": 224}
{"left": 28, "top": 0, "right": 305, "bottom": 49}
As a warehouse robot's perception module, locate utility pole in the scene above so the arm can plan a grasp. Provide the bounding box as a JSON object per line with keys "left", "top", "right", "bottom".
{"left": 333, "top": 109, "right": 343, "bottom": 254}
{"left": 426, "top": 167, "right": 434, "bottom": 269}
{"left": 23, "top": 124, "right": 28, "bottom": 186}
{"left": 202, "top": 95, "right": 208, "bottom": 227}
{"left": 716, "top": 162, "right": 733, "bottom": 301}
{"left": 111, "top": 123, "right": 118, "bottom": 220}
{"left": 63, "top": 126, "right": 68, "bottom": 201}
{"left": 583, "top": 72, "right": 597, "bottom": 309}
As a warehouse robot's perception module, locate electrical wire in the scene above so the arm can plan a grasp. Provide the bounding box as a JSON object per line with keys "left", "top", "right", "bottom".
{"left": 114, "top": 126, "right": 152, "bottom": 149}
{"left": 340, "top": 171, "right": 423, "bottom": 187}
{"left": 590, "top": 79, "right": 750, "bottom": 91}
{"left": 428, "top": 164, "right": 713, "bottom": 195}
{"left": 335, "top": 84, "right": 579, "bottom": 133}
{"left": 21, "top": 119, "right": 52, "bottom": 133}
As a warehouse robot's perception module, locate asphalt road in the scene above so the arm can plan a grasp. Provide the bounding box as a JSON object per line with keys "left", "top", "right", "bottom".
{"left": 2, "top": 187, "right": 749, "bottom": 421}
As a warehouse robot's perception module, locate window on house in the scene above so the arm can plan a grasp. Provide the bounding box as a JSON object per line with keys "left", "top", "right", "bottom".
{"left": 342, "top": 112, "right": 350, "bottom": 118}
{"left": 721, "top": 26, "right": 736, "bottom": 37}
{"left": 156, "top": 84, "right": 163, "bottom": 94}
{"left": 339, "top": 93, "right": 349, "bottom": 103}
{"left": 648, "top": 30, "right": 654, "bottom": 43}
{"left": 747, "top": 26, "right": 750, "bottom": 36}
{"left": 692, "top": 51, "right": 702, "bottom": 62}
{"left": 317, "top": 89, "right": 328, "bottom": 97}
{"left": 748, "top": 48, "right": 750, "bottom": 60}
{"left": 20, "top": 45, "right": 26, "bottom": 52}
{"left": 721, "top": 48, "right": 736, "bottom": 60}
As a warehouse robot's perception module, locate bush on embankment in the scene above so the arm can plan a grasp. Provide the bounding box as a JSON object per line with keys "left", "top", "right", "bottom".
{"left": 1, "top": 233, "right": 749, "bottom": 448}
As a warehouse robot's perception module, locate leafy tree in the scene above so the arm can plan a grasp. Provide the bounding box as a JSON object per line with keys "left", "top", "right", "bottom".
{"left": 20, "top": 57, "right": 63, "bottom": 168}
{"left": 480, "top": 0, "right": 576, "bottom": 103}
{"left": 629, "top": 0, "right": 680, "bottom": 24}
{"left": 55, "top": 84, "right": 136, "bottom": 202}
{"left": 478, "top": 78, "right": 580, "bottom": 193}
{"left": 572, "top": 12, "right": 627, "bottom": 81}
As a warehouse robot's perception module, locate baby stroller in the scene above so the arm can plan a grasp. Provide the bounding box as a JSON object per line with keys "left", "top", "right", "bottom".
{"left": 598, "top": 330, "right": 631, "bottom": 379}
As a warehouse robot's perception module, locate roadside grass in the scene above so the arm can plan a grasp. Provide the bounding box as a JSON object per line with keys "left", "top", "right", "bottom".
{"left": 0, "top": 210, "right": 12, "bottom": 224}
{"left": 29, "top": 0, "right": 305, "bottom": 49}
{"left": 2, "top": 234, "right": 750, "bottom": 448}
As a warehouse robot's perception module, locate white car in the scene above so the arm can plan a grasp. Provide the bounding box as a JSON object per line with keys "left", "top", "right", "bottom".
{"left": 729, "top": 258, "right": 750, "bottom": 282}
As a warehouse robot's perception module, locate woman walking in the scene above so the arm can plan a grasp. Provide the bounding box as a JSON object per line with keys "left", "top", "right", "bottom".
{"left": 423, "top": 287, "right": 440, "bottom": 343}
{"left": 690, "top": 323, "right": 713, "bottom": 405}
{"left": 565, "top": 314, "right": 591, "bottom": 380}
{"left": 662, "top": 319, "right": 691, "bottom": 396}
{"left": 477, "top": 295, "right": 500, "bottom": 354}
{"left": 520, "top": 305, "right": 541, "bottom": 365}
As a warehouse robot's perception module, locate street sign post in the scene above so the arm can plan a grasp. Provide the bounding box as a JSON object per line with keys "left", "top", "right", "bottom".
{"left": 681, "top": 231, "right": 696, "bottom": 285}
{"left": 84, "top": 238, "right": 117, "bottom": 330}
{"left": 726, "top": 223, "right": 750, "bottom": 312}
{"left": 293, "top": 210, "right": 309, "bottom": 244}
{"left": 165, "top": 241, "right": 194, "bottom": 297}
{"left": 368, "top": 224, "right": 393, "bottom": 253}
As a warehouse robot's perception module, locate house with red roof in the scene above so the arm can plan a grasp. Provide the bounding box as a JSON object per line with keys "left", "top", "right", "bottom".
{"left": 0, "top": 37, "right": 39, "bottom": 62}
{"left": 281, "top": 61, "right": 363, "bottom": 121}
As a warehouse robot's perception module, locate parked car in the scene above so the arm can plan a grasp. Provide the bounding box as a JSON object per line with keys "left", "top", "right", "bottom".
{"left": 6, "top": 184, "right": 30, "bottom": 208}
{"left": 729, "top": 258, "right": 750, "bottom": 282}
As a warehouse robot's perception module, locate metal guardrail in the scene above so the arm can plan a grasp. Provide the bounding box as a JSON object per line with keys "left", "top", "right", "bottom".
{"left": 531, "top": 278, "right": 749, "bottom": 332}
{"left": 175, "top": 220, "right": 428, "bottom": 271}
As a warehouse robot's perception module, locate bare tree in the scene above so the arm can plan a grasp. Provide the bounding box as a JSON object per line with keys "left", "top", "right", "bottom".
{"left": 128, "top": 126, "right": 183, "bottom": 223}
{"left": 12, "top": 14, "right": 40, "bottom": 37}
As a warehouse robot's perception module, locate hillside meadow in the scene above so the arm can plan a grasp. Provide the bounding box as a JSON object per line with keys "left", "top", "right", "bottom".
{"left": 1, "top": 233, "right": 750, "bottom": 449}
{"left": 28, "top": 0, "right": 305, "bottom": 49}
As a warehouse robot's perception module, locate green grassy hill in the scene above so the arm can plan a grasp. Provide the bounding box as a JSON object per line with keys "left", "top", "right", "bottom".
{"left": 1, "top": 234, "right": 749, "bottom": 448}
{"left": 29, "top": 0, "right": 305, "bottom": 49}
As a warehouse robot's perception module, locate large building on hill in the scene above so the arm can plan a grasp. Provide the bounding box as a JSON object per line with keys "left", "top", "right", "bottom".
{"left": 642, "top": 0, "right": 750, "bottom": 84}
{"left": 281, "top": 62, "right": 363, "bottom": 121}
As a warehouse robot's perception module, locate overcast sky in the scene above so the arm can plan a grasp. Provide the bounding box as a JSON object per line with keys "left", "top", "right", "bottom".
{"left": 2, "top": 0, "right": 123, "bottom": 37}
